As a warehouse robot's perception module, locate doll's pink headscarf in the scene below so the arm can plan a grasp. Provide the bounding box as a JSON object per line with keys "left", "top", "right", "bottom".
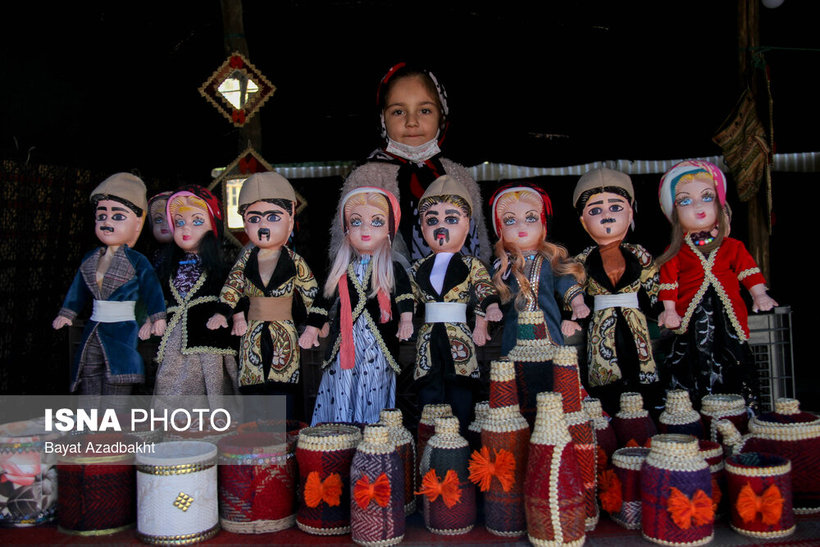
{"left": 166, "top": 185, "right": 224, "bottom": 238}
{"left": 339, "top": 186, "right": 401, "bottom": 242}
{"left": 658, "top": 160, "right": 727, "bottom": 222}
{"left": 489, "top": 183, "right": 553, "bottom": 237}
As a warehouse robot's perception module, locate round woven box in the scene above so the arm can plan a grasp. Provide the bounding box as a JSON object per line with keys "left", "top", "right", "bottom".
{"left": 57, "top": 433, "right": 139, "bottom": 536}
{"left": 607, "top": 446, "right": 651, "bottom": 530}
{"left": 0, "top": 418, "right": 60, "bottom": 527}
{"left": 700, "top": 393, "right": 748, "bottom": 441}
{"left": 135, "top": 440, "right": 220, "bottom": 545}
{"left": 379, "top": 408, "right": 416, "bottom": 515}
{"left": 659, "top": 389, "right": 704, "bottom": 439}
{"left": 295, "top": 423, "right": 361, "bottom": 535}
{"left": 640, "top": 434, "right": 714, "bottom": 546}
{"left": 725, "top": 452, "right": 794, "bottom": 539}
{"left": 350, "top": 424, "right": 405, "bottom": 547}
{"left": 217, "top": 431, "right": 297, "bottom": 534}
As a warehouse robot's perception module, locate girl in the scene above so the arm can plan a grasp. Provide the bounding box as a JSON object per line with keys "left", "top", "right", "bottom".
{"left": 328, "top": 62, "right": 491, "bottom": 269}
{"left": 301, "top": 187, "right": 414, "bottom": 425}
{"left": 490, "top": 184, "right": 588, "bottom": 422}
{"left": 657, "top": 160, "right": 777, "bottom": 412}
{"left": 154, "top": 185, "right": 238, "bottom": 402}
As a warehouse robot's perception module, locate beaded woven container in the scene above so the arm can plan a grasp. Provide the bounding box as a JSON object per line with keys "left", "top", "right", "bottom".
{"left": 607, "top": 447, "right": 650, "bottom": 529}
{"left": 524, "top": 392, "right": 586, "bottom": 546}
{"left": 217, "top": 431, "right": 296, "bottom": 534}
{"left": 552, "top": 346, "right": 598, "bottom": 530}
{"left": 416, "top": 403, "right": 452, "bottom": 507}
{"left": 659, "top": 390, "right": 704, "bottom": 438}
{"left": 732, "top": 398, "right": 820, "bottom": 514}
{"left": 295, "top": 423, "right": 362, "bottom": 535}
{"left": 135, "top": 440, "right": 220, "bottom": 545}
{"left": 699, "top": 393, "right": 748, "bottom": 441}
{"left": 725, "top": 452, "right": 794, "bottom": 539}
{"left": 472, "top": 358, "right": 528, "bottom": 537}
{"left": 467, "top": 401, "right": 489, "bottom": 453}
{"left": 378, "top": 409, "right": 416, "bottom": 515}
{"left": 418, "top": 416, "right": 476, "bottom": 535}
{"left": 0, "top": 419, "right": 59, "bottom": 527}
{"left": 505, "top": 309, "right": 557, "bottom": 428}
{"left": 612, "top": 392, "right": 657, "bottom": 448}
{"left": 698, "top": 439, "right": 726, "bottom": 517}
{"left": 584, "top": 398, "right": 617, "bottom": 471}
{"left": 56, "top": 433, "right": 138, "bottom": 536}
{"left": 640, "top": 434, "right": 714, "bottom": 546}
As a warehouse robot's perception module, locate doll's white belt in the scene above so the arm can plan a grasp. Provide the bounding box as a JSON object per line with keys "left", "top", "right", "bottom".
{"left": 593, "top": 293, "right": 639, "bottom": 311}
{"left": 90, "top": 300, "right": 137, "bottom": 322}
{"left": 425, "top": 302, "right": 467, "bottom": 323}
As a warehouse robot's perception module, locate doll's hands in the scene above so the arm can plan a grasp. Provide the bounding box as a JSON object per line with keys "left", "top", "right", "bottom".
{"left": 561, "top": 320, "right": 582, "bottom": 338}
{"left": 151, "top": 319, "right": 166, "bottom": 337}
{"left": 484, "top": 303, "right": 503, "bottom": 322}
{"left": 749, "top": 284, "right": 778, "bottom": 313}
{"left": 319, "top": 323, "right": 330, "bottom": 338}
{"left": 570, "top": 294, "right": 590, "bottom": 320}
{"left": 397, "top": 311, "right": 414, "bottom": 341}
{"left": 207, "top": 313, "right": 228, "bottom": 330}
{"left": 658, "top": 309, "right": 682, "bottom": 330}
{"left": 472, "top": 315, "right": 490, "bottom": 346}
{"left": 52, "top": 316, "right": 72, "bottom": 330}
{"left": 231, "top": 312, "right": 247, "bottom": 336}
{"left": 299, "top": 325, "right": 321, "bottom": 349}
{"left": 138, "top": 321, "right": 153, "bottom": 340}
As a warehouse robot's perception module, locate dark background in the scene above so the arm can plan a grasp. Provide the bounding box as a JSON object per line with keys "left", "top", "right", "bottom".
{"left": 1, "top": 1, "right": 817, "bottom": 408}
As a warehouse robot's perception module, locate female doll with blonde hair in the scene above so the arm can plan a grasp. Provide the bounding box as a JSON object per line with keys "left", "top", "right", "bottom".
{"left": 490, "top": 184, "right": 589, "bottom": 421}
{"left": 300, "top": 187, "right": 414, "bottom": 425}
{"left": 657, "top": 160, "right": 776, "bottom": 412}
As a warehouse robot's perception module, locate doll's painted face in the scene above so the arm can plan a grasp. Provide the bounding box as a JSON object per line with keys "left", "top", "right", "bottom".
{"left": 421, "top": 200, "right": 470, "bottom": 254}
{"left": 171, "top": 199, "right": 212, "bottom": 254}
{"left": 94, "top": 199, "right": 143, "bottom": 248}
{"left": 346, "top": 201, "right": 390, "bottom": 255}
{"left": 674, "top": 176, "right": 719, "bottom": 233}
{"left": 383, "top": 75, "right": 442, "bottom": 147}
{"left": 243, "top": 200, "right": 293, "bottom": 250}
{"left": 149, "top": 198, "right": 172, "bottom": 244}
{"left": 580, "top": 191, "right": 633, "bottom": 247}
{"left": 499, "top": 196, "right": 545, "bottom": 252}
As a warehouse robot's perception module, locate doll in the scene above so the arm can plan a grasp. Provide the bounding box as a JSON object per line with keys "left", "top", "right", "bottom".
{"left": 489, "top": 184, "right": 588, "bottom": 422}
{"left": 657, "top": 160, "right": 777, "bottom": 412}
{"left": 411, "top": 175, "right": 502, "bottom": 433}
{"left": 207, "top": 171, "right": 318, "bottom": 421}
{"left": 52, "top": 172, "right": 166, "bottom": 394}
{"left": 146, "top": 190, "right": 174, "bottom": 269}
{"left": 572, "top": 168, "right": 662, "bottom": 416}
{"left": 153, "top": 185, "right": 238, "bottom": 403}
{"left": 300, "top": 187, "right": 414, "bottom": 425}
{"left": 328, "top": 62, "right": 491, "bottom": 269}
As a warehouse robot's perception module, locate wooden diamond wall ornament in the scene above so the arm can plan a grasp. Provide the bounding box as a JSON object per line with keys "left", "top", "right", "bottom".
{"left": 209, "top": 146, "right": 307, "bottom": 248}
{"left": 199, "top": 52, "right": 276, "bottom": 127}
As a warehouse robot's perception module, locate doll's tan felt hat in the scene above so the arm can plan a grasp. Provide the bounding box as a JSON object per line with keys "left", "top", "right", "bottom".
{"left": 573, "top": 167, "right": 634, "bottom": 208}
{"left": 90, "top": 172, "right": 148, "bottom": 215}
{"left": 420, "top": 175, "right": 473, "bottom": 213}
{"left": 238, "top": 171, "right": 296, "bottom": 210}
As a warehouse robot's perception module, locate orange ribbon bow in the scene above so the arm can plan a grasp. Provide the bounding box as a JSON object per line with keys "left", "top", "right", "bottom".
{"left": 667, "top": 487, "right": 715, "bottom": 529}
{"left": 468, "top": 447, "right": 516, "bottom": 492}
{"left": 736, "top": 482, "right": 784, "bottom": 525}
{"left": 598, "top": 468, "right": 623, "bottom": 514}
{"left": 304, "top": 471, "right": 343, "bottom": 508}
{"left": 416, "top": 469, "right": 462, "bottom": 508}
{"left": 625, "top": 438, "right": 651, "bottom": 448}
{"left": 353, "top": 472, "right": 392, "bottom": 510}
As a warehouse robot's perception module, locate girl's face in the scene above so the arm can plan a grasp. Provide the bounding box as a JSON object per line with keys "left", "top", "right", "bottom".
{"left": 172, "top": 207, "right": 212, "bottom": 253}
{"left": 421, "top": 200, "right": 470, "bottom": 254}
{"left": 94, "top": 199, "right": 143, "bottom": 248}
{"left": 580, "top": 191, "right": 633, "bottom": 247}
{"left": 346, "top": 202, "right": 390, "bottom": 255}
{"left": 499, "top": 198, "right": 544, "bottom": 252}
{"left": 150, "top": 200, "right": 173, "bottom": 244}
{"left": 674, "top": 176, "right": 719, "bottom": 233}
{"left": 243, "top": 200, "right": 293, "bottom": 250}
{"left": 383, "top": 75, "right": 441, "bottom": 146}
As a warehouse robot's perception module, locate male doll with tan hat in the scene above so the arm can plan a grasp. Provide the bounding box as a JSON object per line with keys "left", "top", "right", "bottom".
{"left": 53, "top": 172, "right": 167, "bottom": 395}
{"left": 572, "top": 167, "right": 662, "bottom": 416}
{"left": 410, "top": 175, "right": 502, "bottom": 432}
{"left": 207, "top": 171, "right": 318, "bottom": 421}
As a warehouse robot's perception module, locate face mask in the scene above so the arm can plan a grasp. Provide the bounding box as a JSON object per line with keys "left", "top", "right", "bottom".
{"left": 384, "top": 135, "right": 441, "bottom": 163}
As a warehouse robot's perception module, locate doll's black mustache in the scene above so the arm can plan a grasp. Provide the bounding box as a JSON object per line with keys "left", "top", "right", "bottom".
{"left": 600, "top": 218, "right": 617, "bottom": 224}
{"left": 99, "top": 226, "right": 115, "bottom": 233}
{"left": 433, "top": 227, "right": 449, "bottom": 245}
{"left": 258, "top": 227, "right": 270, "bottom": 241}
